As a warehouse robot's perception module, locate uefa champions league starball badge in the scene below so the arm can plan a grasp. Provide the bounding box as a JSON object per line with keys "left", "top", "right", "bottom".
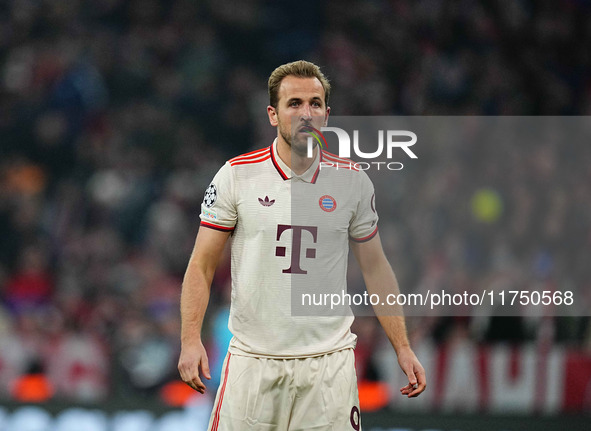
{"left": 203, "top": 184, "right": 217, "bottom": 208}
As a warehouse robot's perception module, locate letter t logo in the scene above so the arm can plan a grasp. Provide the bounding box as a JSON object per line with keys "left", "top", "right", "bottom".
{"left": 275, "top": 224, "right": 318, "bottom": 274}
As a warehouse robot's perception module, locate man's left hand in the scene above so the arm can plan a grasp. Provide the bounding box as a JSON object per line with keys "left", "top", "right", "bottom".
{"left": 397, "top": 346, "right": 427, "bottom": 398}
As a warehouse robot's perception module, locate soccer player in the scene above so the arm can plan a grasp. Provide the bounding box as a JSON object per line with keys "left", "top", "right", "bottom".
{"left": 178, "top": 60, "right": 426, "bottom": 430}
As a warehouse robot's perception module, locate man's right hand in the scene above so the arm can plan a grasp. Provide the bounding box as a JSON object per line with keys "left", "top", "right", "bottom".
{"left": 178, "top": 341, "right": 211, "bottom": 394}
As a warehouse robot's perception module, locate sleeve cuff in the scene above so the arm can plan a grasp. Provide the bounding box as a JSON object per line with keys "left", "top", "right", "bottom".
{"left": 200, "top": 221, "right": 235, "bottom": 232}
{"left": 349, "top": 225, "right": 378, "bottom": 243}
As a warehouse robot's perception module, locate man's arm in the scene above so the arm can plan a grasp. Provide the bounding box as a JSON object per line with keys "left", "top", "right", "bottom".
{"left": 350, "top": 232, "right": 427, "bottom": 398}
{"left": 178, "top": 226, "right": 231, "bottom": 394}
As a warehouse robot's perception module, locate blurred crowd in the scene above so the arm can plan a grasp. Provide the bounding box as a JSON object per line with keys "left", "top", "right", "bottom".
{"left": 0, "top": 0, "right": 590, "bottom": 402}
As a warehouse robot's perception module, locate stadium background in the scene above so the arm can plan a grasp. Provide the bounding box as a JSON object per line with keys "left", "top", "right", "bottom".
{"left": 0, "top": 0, "right": 590, "bottom": 430}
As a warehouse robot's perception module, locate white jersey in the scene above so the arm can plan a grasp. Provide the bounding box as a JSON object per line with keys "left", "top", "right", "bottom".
{"left": 200, "top": 139, "right": 379, "bottom": 358}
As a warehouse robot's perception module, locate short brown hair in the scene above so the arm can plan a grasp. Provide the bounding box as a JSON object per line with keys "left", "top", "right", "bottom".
{"left": 268, "top": 60, "right": 331, "bottom": 108}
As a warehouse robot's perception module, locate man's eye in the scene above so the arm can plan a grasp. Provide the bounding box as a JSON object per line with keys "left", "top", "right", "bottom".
{"left": 312, "top": 102, "right": 322, "bottom": 108}
{"left": 290, "top": 101, "right": 300, "bottom": 107}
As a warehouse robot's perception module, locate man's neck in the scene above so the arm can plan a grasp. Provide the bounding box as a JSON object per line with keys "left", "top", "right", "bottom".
{"left": 276, "top": 137, "right": 317, "bottom": 175}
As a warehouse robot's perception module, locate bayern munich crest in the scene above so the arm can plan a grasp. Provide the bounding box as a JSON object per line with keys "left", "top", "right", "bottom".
{"left": 319, "top": 195, "right": 337, "bottom": 212}
{"left": 203, "top": 184, "right": 217, "bottom": 208}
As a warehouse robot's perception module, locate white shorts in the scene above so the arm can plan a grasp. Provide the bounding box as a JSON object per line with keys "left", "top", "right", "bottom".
{"left": 207, "top": 348, "right": 362, "bottom": 431}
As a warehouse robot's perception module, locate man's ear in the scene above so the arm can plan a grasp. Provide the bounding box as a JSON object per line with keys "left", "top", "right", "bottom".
{"left": 268, "top": 105, "right": 278, "bottom": 127}
{"left": 323, "top": 106, "right": 330, "bottom": 126}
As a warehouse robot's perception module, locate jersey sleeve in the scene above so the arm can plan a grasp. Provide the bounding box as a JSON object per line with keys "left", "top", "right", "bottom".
{"left": 348, "top": 171, "right": 379, "bottom": 242}
{"left": 199, "top": 162, "right": 237, "bottom": 232}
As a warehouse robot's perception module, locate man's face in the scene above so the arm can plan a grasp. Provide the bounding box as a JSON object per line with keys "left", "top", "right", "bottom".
{"left": 268, "top": 76, "right": 330, "bottom": 155}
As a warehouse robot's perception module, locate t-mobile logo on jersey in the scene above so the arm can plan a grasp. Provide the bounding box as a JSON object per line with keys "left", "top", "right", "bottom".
{"left": 275, "top": 224, "right": 317, "bottom": 274}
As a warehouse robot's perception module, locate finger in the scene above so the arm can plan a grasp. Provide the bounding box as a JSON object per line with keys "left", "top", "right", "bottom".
{"left": 407, "top": 382, "right": 426, "bottom": 398}
{"left": 180, "top": 374, "right": 205, "bottom": 393}
{"left": 179, "top": 363, "right": 206, "bottom": 393}
{"left": 405, "top": 367, "right": 418, "bottom": 387}
{"left": 191, "top": 376, "right": 206, "bottom": 394}
{"left": 201, "top": 355, "right": 211, "bottom": 380}
{"left": 184, "top": 380, "right": 200, "bottom": 393}
{"left": 400, "top": 385, "right": 415, "bottom": 396}
{"left": 407, "top": 371, "right": 427, "bottom": 397}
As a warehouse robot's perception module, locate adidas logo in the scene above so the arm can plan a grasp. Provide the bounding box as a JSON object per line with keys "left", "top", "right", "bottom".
{"left": 258, "top": 196, "right": 275, "bottom": 207}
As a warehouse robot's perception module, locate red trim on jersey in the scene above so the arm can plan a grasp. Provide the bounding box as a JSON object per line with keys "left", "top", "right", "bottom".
{"left": 200, "top": 221, "right": 235, "bottom": 232}
{"left": 211, "top": 353, "right": 231, "bottom": 431}
{"left": 230, "top": 155, "right": 271, "bottom": 166}
{"left": 350, "top": 226, "right": 378, "bottom": 243}
{"left": 230, "top": 153, "right": 269, "bottom": 165}
{"left": 229, "top": 147, "right": 270, "bottom": 164}
{"left": 229, "top": 147, "right": 269, "bottom": 162}
{"left": 270, "top": 144, "right": 289, "bottom": 180}
{"left": 269, "top": 143, "right": 322, "bottom": 182}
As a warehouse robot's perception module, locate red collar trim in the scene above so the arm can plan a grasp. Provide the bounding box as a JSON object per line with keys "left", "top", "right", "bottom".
{"left": 270, "top": 143, "right": 289, "bottom": 180}
{"left": 270, "top": 141, "right": 321, "bottom": 183}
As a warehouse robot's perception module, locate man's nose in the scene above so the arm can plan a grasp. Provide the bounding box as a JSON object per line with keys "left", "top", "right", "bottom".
{"left": 301, "top": 104, "right": 312, "bottom": 121}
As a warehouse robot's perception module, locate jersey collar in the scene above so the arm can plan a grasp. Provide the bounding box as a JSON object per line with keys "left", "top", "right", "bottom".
{"left": 270, "top": 139, "right": 322, "bottom": 184}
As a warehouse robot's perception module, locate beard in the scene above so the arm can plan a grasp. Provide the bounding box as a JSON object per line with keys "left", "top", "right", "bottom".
{"left": 278, "top": 120, "right": 315, "bottom": 157}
